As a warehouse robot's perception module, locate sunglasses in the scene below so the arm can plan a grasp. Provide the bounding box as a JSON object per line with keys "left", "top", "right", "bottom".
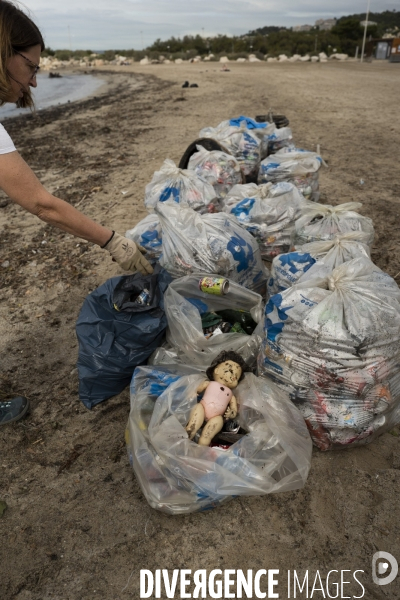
{"left": 14, "top": 50, "right": 40, "bottom": 77}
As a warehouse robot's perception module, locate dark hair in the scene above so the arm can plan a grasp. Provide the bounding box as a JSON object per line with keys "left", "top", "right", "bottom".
{"left": 0, "top": 1, "right": 45, "bottom": 108}
{"left": 206, "top": 350, "right": 252, "bottom": 382}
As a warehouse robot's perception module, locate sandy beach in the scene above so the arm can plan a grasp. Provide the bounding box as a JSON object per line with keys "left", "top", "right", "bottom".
{"left": 1, "top": 60, "right": 400, "bottom": 599}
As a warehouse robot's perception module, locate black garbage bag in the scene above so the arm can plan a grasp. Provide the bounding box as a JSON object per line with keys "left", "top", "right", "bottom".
{"left": 76, "top": 264, "right": 172, "bottom": 409}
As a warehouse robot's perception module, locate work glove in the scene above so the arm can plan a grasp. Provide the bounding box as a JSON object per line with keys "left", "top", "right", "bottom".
{"left": 103, "top": 232, "right": 153, "bottom": 274}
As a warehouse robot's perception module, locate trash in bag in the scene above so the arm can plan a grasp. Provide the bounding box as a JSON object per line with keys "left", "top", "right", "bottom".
{"left": 268, "top": 231, "right": 371, "bottom": 296}
{"left": 156, "top": 200, "right": 268, "bottom": 293}
{"left": 226, "top": 115, "right": 277, "bottom": 159}
{"left": 187, "top": 144, "right": 243, "bottom": 201}
{"left": 163, "top": 274, "right": 264, "bottom": 368}
{"left": 199, "top": 121, "right": 261, "bottom": 180}
{"left": 258, "top": 257, "right": 400, "bottom": 450}
{"left": 126, "top": 366, "right": 312, "bottom": 514}
{"left": 144, "top": 158, "right": 217, "bottom": 213}
{"left": 258, "top": 150, "right": 321, "bottom": 201}
{"left": 265, "top": 126, "right": 294, "bottom": 154}
{"left": 125, "top": 214, "right": 162, "bottom": 259}
{"left": 76, "top": 264, "right": 172, "bottom": 409}
{"left": 221, "top": 181, "right": 307, "bottom": 261}
{"left": 293, "top": 202, "right": 375, "bottom": 247}
{"left": 178, "top": 137, "right": 228, "bottom": 170}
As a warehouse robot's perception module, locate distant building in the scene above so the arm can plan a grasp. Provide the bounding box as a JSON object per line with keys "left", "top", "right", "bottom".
{"left": 292, "top": 24, "right": 312, "bottom": 32}
{"left": 315, "top": 18, "right": 337, "bottom": 31}
{"left": 360, "top": 20, "right": 377, "bottom": 27}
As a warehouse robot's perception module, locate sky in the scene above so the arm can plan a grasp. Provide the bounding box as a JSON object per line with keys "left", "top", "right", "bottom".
{"left": 20, "top": 0, "right": 398, "bottom": 50}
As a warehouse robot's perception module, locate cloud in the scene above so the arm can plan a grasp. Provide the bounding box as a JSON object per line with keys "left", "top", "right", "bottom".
{"left": 22, "top": 0, "right": 397, "bottom": 49}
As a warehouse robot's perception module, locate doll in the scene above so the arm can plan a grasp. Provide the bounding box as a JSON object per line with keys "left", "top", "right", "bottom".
{"left": 185, "top": 350, "right": 251, "bottom": 446}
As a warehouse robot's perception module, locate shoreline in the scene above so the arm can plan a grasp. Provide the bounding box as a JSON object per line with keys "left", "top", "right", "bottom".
{"left": 0, "top": 70, "right": 126, "bottom": 122}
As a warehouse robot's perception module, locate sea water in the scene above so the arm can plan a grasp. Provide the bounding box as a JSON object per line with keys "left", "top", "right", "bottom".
{"left": 0, "top": 72, "right": 105, "bottom": 120}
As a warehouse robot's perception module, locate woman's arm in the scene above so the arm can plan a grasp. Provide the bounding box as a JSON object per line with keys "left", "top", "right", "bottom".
{"left": 0, "top": 150, "right": 113, "bottom": 246}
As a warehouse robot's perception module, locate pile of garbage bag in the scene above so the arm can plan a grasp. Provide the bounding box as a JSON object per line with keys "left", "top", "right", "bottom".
{"left": 187, "top": 144, "right": 243, "bottom": 201}
{"left": 221, "top": 181, "right": 307, "bottom": 260}
{"left": 293, "top": 201, "right": 375, "bottom": 246}
{"left": 144, "top": 158, "right": 217, "bottom": 213}
{"left": 258, "top": 257, "right": 400, "bottom": 450}
{"left": 268, "top": 231, "right": 371, "bottom": 296}
{"left": 258, "top": 149, "right": 321, "bottom": 201}
{"left": 155, "top": 200, "right": 268, "bottom": 292}
{"left": 199, "top": 121, "right": 261, "bottom": 180}
{"left": 126, "top": 366, "right": 312, "bottom": 514}
{"left": 162, "top": 274, "right": 264, "bottom": 368}
{"left": 125, "top": 213, "right": 162, "bottom": 259}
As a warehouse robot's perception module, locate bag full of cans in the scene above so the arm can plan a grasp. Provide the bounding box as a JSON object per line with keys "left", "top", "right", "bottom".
{"left": 221, "top": 181, "right": 307, "bottom": 261}
{"left": 199, "top": 121, "right": 261, "bottom": 180}
{"left": 268, "top": 231, "right": 371, "bottom": 296}
{"left": 162, "top": 274, "right": 264, "bottom": 368}
{"left": 258, "top": 149, "right": 321, "bottom": 201}
{"left": 144, "top": 158, "right": 217, "bottom": 213}
{"left": 125, "top": 214, "right": 162, "bottom": 259}
{"left": 187, "top": 144, "right": 243, "bottom": 202}
{"left": 293, "top": 202, "right": 375, "bottom": 247}
{"left": 155, "top": 200, "right": 268, "bottom": 293}
{"left": 258, "top": 257, "right": 400, "bottom": 450}
{"left": 126, "top": 365, "right": 312, "bottom": 514}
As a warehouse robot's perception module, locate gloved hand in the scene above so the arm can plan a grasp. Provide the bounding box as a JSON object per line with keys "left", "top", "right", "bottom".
{"left": 104, "top": 232, "right": 153, "bottom": 274}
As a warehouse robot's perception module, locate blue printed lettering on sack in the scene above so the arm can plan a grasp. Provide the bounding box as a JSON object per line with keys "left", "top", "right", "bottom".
{"left": 243, "top": 131, "right": 258, "bottom": 147}
{"left": 278, "top": 252, "right": 315, "bottom": 275}
{"left": 159, "top": 185, "right": 180, "bottom": 203}
{"left": 140, "top": 229, "right": 162, "bottom": 249}
{"left": 227, "top": 235, "right": 254, "bottom": 272}
{"left": 230, "top": 198, "right": 255, "bottom": 222}
{"left": 299, "top": 294, "right": 317, "bottom": 307}
{"left": 265, "top": 295, "right": 293, "bottom": 345}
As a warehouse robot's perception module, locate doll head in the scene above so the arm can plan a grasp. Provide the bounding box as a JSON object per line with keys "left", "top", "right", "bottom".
{"left": 206, "top": 350, "right": 251, "bottom": 389}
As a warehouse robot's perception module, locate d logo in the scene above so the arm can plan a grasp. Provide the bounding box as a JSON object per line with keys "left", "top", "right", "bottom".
{"left": 372, "top": 551, "right": 398, "bottom": 586}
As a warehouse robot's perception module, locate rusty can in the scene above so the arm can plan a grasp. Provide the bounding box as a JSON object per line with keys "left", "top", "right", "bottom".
{"left": 199, "top": 277, "right": 229, "bottom": 295}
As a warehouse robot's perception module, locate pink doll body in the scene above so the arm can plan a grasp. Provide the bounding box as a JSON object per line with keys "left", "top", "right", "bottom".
{"left": 200, "top": 381, "right": 233, "bottom": 420}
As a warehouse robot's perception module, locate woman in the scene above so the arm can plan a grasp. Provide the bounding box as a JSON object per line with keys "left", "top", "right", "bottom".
{"left": 0, "top": 1, "right": 153, "bottom": 425}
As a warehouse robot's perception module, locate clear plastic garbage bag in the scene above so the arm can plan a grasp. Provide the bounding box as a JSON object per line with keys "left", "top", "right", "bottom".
{"left": 293, "top": 202, "right": 375, "bottom": 247}
{"left": 258, "top": 257, "right": 400, "bottom": 450}
{"left": 126, "top": 366, "right": 312, "bottom": 514}
{"left": 221, "top": 181, "right": 307, "bottom": 261}
{"left": 268, "top": 231, "right": 371, "bottom": 296}
{"left": 144, "top": 158, "right": 217, "bottom": 213}
{"left": 226, "top": 116, "right": 277, "bottom": 159}
{"left": 187, "top": 144, "right": 243, "bottom": 201}
{"left": 125, "top": 214, "right": 162, "bottom": 259}
{"left": 163, "top": 274, "right": 264, "bottom": 368}
{"left": 266, "top": 127, "right": 294, "bottom": 154}
{"left": 199, "top": 121, "right": 261, "bottom": 179}
{"left": 258, "top": 150, "right": 321, "bottom": 201}
{"left": 156, "top": 200, "right": 268, "bottom": 293}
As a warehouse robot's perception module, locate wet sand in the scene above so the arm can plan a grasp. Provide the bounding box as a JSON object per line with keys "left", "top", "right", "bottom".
{"left": 1, "top": 61, "right": 399, "bottom": 599}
